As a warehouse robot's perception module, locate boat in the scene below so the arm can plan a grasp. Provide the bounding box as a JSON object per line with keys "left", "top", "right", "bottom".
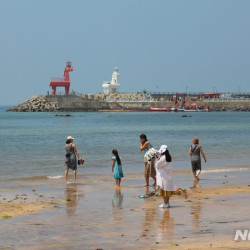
{"left": 171, "top": 107, "right": 178, "bottom": 112}
{"left": 149, "top": 107, "right": 188, "bottom": 112}
{"left": 177, "top": 108, "right": 186, "bottom": 112}
{"left": 184, "top": 109, "right": 197, "bottom": 112}
{"left": 98, "top": 109, "right": 138, "bottom": 112}
{"left": 149, "top": 107, "right": 171, "bottom": 112}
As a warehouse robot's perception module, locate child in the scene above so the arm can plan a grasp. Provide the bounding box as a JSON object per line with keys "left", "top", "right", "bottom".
{"left": 111, "top": 149, "right": 124, "bottom": 187}
{"left": 156, "top": 145, "right": 176, "bottom": 208}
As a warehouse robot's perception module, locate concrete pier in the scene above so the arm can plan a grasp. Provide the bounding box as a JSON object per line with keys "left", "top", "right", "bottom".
{"left": 7, "top": 93, "right": 250, "bottom": 112}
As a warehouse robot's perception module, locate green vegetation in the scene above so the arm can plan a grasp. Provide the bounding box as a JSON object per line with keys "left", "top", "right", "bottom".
{"left": 171, "top": 243, "right": 179, "bottom": 246}
{"left": 1, "top": 215, "right": 12, "bottom": 219}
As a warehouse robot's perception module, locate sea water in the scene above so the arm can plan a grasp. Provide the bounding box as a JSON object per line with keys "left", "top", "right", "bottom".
{"left": 0, "top": 106, "right": 250, "bottom": 182}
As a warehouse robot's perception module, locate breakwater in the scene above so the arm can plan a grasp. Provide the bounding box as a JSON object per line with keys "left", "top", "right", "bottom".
{"left": 8, "top": 93, "right": 250, "bottom": 112}
{"left": 8, "top": 96, "right": 58, "bottom": 112}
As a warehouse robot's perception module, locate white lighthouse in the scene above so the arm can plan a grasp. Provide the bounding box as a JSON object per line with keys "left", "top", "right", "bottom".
{"left": 102, "top": 67, "right": 120, "bottom": 94}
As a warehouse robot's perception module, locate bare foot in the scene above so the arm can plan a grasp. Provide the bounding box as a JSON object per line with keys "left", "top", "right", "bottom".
{"left": 143, "top": 184, "right": 149, "bottom": 187}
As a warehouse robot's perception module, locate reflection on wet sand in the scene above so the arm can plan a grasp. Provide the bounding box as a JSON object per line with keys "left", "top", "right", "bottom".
{"left": 112, "top": 188, "right": 124, "bottom": 223}
{"left": 190, "top": 180, "right": 203, "bottom": 229}
{"left": 112, "top": 188, "right": 124, "bottom": 209}
{"left": 65, "top": 183, "right": 84, "bottom": 216}
{"left": 141, "top": 187, "right": 157, "bottom": 238}
{"left": 191, "top": 200, "right": 203, "bottom": 229}
{"left": 157, "top": 209, "right": 174, "bottom": 243}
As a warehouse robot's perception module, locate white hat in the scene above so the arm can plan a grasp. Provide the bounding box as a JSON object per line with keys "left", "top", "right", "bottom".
{"left": 158, "top": 145, "right": 168, "bottom": 154}
{"left": 67, "top": 136, "right": 74, "bottom": 140}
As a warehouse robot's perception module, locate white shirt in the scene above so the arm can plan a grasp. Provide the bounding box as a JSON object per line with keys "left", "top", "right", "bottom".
{"left": 155, "top": 156, "right": 177, "bottom": 191}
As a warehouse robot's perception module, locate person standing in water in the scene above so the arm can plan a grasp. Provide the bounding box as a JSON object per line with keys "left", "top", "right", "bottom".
{"left": 65, "top": 136, "right": 82, "bottom": 181}
{"left": 189, "top": 137, "right": 207, "bottom": 181}
{"left": 111, "top": 149, "right": 124, "bottom": 187}
{"left": 156, "top": 145, "right": 176, "bottom": 208}
{"left": 140, "top": 134, "right": 156, "bottom": 187}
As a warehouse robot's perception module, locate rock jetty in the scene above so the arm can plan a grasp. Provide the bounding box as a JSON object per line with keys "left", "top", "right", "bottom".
{"left": 7, "top": 93, "right": 250, "bottom": 112}
{"left": 8, "top": 96, "right": 58, "bottom": 112}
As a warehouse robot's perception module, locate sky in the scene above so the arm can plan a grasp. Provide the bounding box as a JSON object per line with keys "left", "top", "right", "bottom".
{"left": 0, "top": 0, "right": 250, "bottom": 105}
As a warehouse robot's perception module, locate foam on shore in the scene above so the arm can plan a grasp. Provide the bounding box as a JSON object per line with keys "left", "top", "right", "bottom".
{"left": 47, "top": 175, "right": 63, "bottom": 179}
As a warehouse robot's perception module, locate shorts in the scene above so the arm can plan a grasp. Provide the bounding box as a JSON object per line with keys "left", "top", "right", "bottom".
{"left": 144, "top": 160, "right": 156, "bottom": 177}
{"left": 191, "top": 160, "right": 201, "bottom": 173}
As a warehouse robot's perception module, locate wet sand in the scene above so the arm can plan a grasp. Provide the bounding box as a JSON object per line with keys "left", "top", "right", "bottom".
{"left": 1, "top": 171, "right": 250, "bottom": 249}
{"left": 1, "top": 201, "right": 50, "bottom": 218}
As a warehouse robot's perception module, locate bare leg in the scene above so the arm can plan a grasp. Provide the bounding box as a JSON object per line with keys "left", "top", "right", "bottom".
{"left": 65, "top": 166, "right": 69, "bottom": 181}
{"left": 163, "top": 197, "right": 170, "bottom": 204}
{"left": 115, "top": 179, "right": 119, "bottom": 186}
{"left": 144, "top": 176, "right": 149, "bottom": 187}
{"left": 145, "top": 186, "right": 150, "bottom": 195}
{"left": 195, "top": 170, "right": 201, "bottom": 180}
{"left": 118, "top": 178, "right": 121, "bottom": 186}
{"left": 193, "top": 172, "right": 197, "bottom": 180}
{"left": 73, "top": 170, "right": 77, "bottom": 181}
{"left": 152, "top": 175, "right": 156, "bottom": 186}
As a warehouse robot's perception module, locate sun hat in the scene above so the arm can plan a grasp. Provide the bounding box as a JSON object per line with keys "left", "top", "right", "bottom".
{"left": 158, "top": 145, "right": 168, "bottom": 154}
{"left": 67, "top": 136, "right": 74, "bottom": 140}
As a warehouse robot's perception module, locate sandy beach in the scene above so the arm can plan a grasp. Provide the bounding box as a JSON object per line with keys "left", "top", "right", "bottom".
{"left": 1, "top": 169, "right": 250, "bottom": 250}
{"left": 1, "top": 0, "right": 250, "bottom": 247}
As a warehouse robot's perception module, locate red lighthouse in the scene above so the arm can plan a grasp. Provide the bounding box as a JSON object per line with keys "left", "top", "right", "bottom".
{"left": 49, "top": 61, "right": 73, "bottom": 95}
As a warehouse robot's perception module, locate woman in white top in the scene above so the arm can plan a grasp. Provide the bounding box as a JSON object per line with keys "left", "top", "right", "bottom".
{"left": 156, "top": 145, "right": 177, "bottom": 208}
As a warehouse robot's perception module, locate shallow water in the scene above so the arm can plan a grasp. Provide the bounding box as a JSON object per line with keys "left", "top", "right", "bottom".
{"left": 0, "top": 107, "right": 250, "bottom": 181}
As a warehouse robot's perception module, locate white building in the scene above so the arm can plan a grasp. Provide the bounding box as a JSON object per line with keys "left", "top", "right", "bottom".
{"left": 102, "top": 67, "right": 120, "bottom": 94}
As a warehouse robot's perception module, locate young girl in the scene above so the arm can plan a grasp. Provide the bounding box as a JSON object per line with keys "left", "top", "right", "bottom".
{"left": 111, "top": 149, "right": 124, "bottom": 187}
{"left": 156, "top": 145, "right": 176, "bottom": 208}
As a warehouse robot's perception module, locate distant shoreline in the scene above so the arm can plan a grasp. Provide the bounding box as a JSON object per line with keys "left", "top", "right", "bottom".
{"left": 6, "top": 93, "right": 250, "bottom": 112}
